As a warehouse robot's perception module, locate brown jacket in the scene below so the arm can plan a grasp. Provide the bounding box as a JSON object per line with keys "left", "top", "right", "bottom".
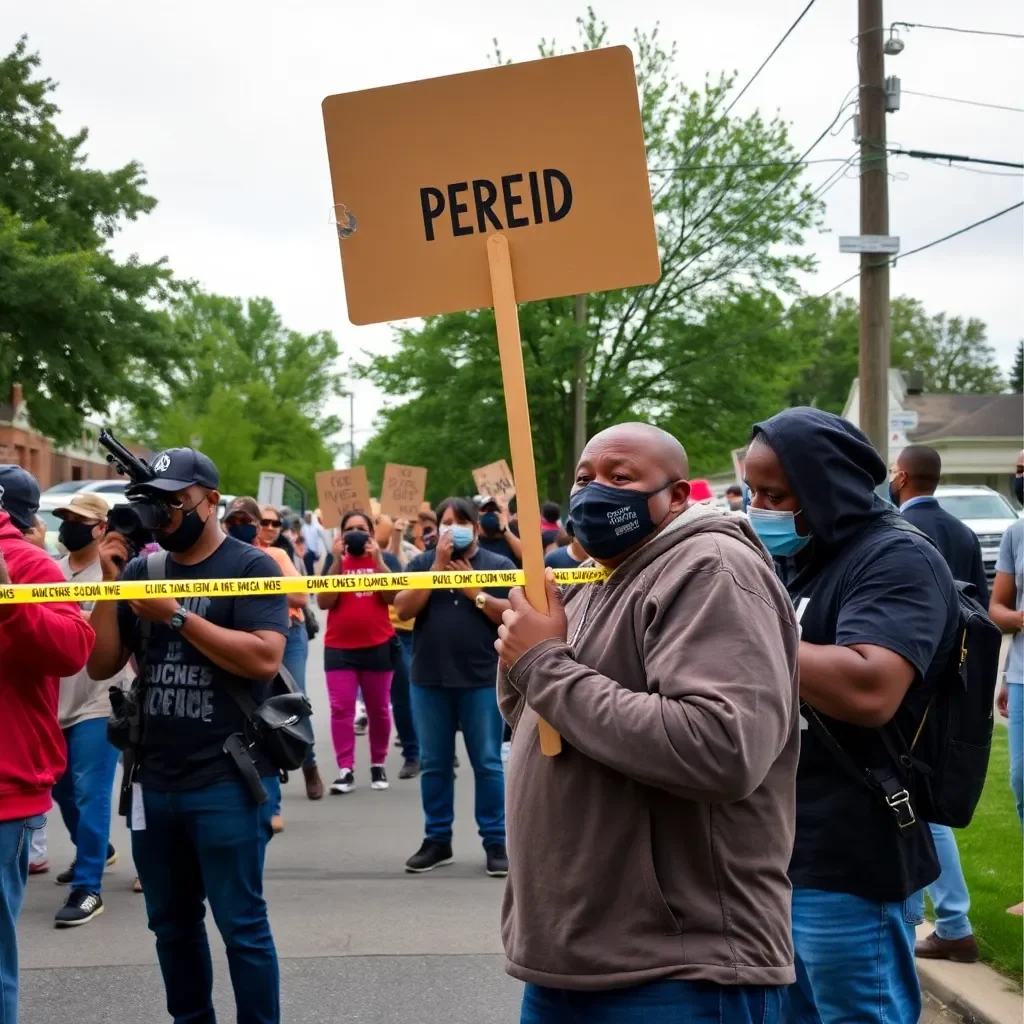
{"left": 498, "top": 504, "right": 800, "bottom": 991}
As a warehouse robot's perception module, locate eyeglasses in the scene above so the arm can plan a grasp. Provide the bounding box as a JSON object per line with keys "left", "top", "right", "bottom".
{"left": 260, "top": 518, "right": 282, "bottom": 528}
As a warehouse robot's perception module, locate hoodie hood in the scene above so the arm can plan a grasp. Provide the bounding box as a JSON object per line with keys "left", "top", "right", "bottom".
{"left": 751, "top": 407, "right": 888, "bottom": 549}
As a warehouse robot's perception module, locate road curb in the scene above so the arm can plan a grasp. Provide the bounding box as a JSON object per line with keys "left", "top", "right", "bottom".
{"left": 916, "top": 927, "right": 1023, "bottom": 1024}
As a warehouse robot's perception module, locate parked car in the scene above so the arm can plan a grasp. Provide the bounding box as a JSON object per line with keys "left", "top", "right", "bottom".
{"left": 934, "top": 484, "right": 1021, "bottom": 584}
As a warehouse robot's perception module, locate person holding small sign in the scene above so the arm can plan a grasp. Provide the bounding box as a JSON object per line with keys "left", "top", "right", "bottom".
{"left": 495, "top": 423, "right": 799, "bottom": 1023}
{"left": 474, "top": 495, "right": 522, "bottom": 567}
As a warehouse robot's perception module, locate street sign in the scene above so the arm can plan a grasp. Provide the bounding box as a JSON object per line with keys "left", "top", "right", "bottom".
{"left": 838, "top": 235, "right": 901, "bottom": 254}
{"left": 322, "top": 46, "right": 660, "bottom": 325}
{"left": 889, "top": 409, "right": 919, "bottom": 431}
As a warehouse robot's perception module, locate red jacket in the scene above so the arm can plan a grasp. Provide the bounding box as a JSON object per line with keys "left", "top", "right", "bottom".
{"left": 0, "top": 513, "right": 95, "bottom": 822}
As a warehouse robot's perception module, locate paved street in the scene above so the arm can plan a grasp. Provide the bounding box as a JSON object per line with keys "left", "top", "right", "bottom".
{"left": 17, "top": 623, "right": 521, "bottom": 1024}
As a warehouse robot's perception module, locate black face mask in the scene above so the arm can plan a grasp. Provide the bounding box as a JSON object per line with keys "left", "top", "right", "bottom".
{"left": 479, "top": 511, "right": 501, "bottom": 533}
{"left": 888, "top": 472, "right": 904, "bottom": 508}
{"left": 59, "top": 520, "right": 97, "bottom": 553}
{"left": 344, "top": 529, "right": 369, "bottom": 556}
{"left": 228, "top": 523, "right": 258, "bottom": 545}
{"left": 1015, "top": 476, "right": 1024, "bottom": 504}
{"left": 567, "top": 480, "right": 673, "bottom": 561}
{"left": 158, "top": 500, "right": 210, "bottom": 554}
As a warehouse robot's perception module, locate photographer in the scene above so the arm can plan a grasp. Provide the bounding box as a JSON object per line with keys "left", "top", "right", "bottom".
{"left": 0, "top": 465, "right": 94, "bottom": 1024}
{"left": 87, "top": 447, "right": 289, "bottom": 1024}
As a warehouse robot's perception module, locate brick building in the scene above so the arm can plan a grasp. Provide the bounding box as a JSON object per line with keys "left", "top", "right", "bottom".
{"left": 0, "top": 384, "right": 150, "bottom": 490}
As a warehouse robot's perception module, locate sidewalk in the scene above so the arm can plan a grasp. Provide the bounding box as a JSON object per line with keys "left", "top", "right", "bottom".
{"left": 916, "top": 924, "right": 1023, "bottom": 1024}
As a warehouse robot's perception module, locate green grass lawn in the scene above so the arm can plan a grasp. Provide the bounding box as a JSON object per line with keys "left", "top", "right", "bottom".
{"left": 944, "top": 728, "right": 1023, "bottom": 980}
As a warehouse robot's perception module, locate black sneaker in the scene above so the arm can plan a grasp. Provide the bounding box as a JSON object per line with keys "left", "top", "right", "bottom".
{"left": 370, "top": 765, "right": 389, "bottom": 791}
{"left": 330, "top": 769, "right": 355, "bottom": 794}
{"left": 398, "top": 757, "right": 420, "bottom": 780}
{"left": 54, "top": 889, "right": 104, "bottom": 927}
{"left": 405, "top": 840, "right": 454, "bottom": 873}
{"left": 56, "top": 844, "right": 117, "bottom": 886}
{"left": 485, "top": 844, "right": 509, "bottom": 878}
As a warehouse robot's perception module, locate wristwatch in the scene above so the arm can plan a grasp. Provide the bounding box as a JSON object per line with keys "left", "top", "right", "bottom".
{"left": 475, "top": 592, "right": 488, "bottom": 611}
{"left": 169, "top": 608, "right": 189, "bottom": 632}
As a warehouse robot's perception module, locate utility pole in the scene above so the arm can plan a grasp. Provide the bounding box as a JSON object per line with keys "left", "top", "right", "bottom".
{"left": 858, "top": 0, "right": 891, "bottom": 455}
{"left": 572, "top": 294, "right": 587, "bottom": 461}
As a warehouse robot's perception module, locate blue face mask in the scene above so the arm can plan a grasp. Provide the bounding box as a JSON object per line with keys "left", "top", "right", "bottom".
{"left": 227, "top": 523, "right": 259, "bottom": 545}
{"left": 747, "top": 507, "right": 811, "bottom": 557}
{"left": 442, "top": 524, "right": 475, "bottom": 552}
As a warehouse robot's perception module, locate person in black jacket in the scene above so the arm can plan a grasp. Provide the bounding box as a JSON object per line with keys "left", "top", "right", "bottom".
{"left": 890, "top": 445, "right": 983, "bottom": 964}
{"left": 891, "top": 445, "right": 989, "bottom": 603}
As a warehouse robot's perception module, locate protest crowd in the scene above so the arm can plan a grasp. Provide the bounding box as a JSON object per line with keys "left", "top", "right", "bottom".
{"left": 0, "top": 416, "right": 1021, "bottom": 1024}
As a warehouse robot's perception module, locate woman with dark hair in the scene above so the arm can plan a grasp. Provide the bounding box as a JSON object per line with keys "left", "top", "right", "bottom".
{"left": 317, "top": 510, "right": 401, "bottom": 794}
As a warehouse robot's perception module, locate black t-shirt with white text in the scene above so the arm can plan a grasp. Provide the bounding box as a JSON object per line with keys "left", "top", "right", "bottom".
{"left": 117, "top": 537, "right": 290, "bottom": 791}
{"left": 786, "top": 526, "right": 959, "bottom": 902}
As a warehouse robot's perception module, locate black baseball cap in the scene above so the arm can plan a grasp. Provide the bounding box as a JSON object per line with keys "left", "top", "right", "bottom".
{"left": 0, "top": 465, "right": 41, "bottom": 530}
{"left": 129, "top": 447, "right": 220, "bottom": 495}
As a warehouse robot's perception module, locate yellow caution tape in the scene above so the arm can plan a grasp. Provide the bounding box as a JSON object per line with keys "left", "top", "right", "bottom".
{"left": 0, "top": 567, "right": 608, "bottom": 605}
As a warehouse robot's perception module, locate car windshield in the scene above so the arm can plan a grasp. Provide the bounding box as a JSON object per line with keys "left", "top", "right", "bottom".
{"left": 42, "top": 481, "right": 86, "bottom": 495}
{"left": 38, "top": 511, "right": 62, "bottom": 532}
{"left": 936, "top": 494, "right": 1017, "bottom": 521}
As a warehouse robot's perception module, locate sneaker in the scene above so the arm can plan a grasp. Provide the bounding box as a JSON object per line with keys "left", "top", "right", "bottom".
{"left": 330, "top": 769, "right": 355, "bottom": 794}
{"left": 370, "top": 765, "right": 389, "bottom": 790}
{"left": 405, "top": 840, "right": 454, "bottom": 873}
{"left": 500, "top": 740, "right": 511, "bottom": 767}
{"left": 485, "top": 843, "right": 509, "bottom": 878}
{"left": 54, "top": 889, "right": 104, "bottom": 928}
{"left": 56, "top": 844, "right": 117, "bottom": 886}
{"left": 29, "top": 860, "right": 49, "bottom": 876}
{"left": 398, "top": 757, "right": 420, "bottom": 780}
{"left": 354, "top": 702, "right": 368, "bottom": 735}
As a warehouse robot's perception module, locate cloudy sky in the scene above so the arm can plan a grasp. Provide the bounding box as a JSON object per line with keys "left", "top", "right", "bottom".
{"left": 10, "top": 0, "right": 1022, "bottom": 458}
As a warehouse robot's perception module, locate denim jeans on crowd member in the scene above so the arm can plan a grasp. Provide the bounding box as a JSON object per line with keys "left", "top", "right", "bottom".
{"left": 520, "top": 980, "right": 785, "bottom": 1024}
{"left": 51, "top": 716, "right": 120, "bottom": 893}
{"left": 789, "top": 887, "right": 922, "bottom": 1024}
{"left": 409, "top": 684, "right": 504, "bottom": 847}
{"left": 908, "top": 824, "right": 973, "bottom": 940}
{"left": 1009, "top": 683, "right": 1023, "bottom": 826}
{"left": 0, "top": 814, "right": 44, "bottom": 1024}
{"left": 132, "top": 777, "right": 280, "bottom": 1024}
{"left": 390, "top": 633, "right": 419, "bottom": 761}
{"left": 273, "top": 620, "right": 312, "bottom": 817}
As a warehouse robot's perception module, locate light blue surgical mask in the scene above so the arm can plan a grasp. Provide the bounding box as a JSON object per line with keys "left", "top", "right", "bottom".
{"left": 442, "top": 523, "right": 475, "bottom": 552}
{"left": 747, "top": 507, "right": 811, "bottom": 557}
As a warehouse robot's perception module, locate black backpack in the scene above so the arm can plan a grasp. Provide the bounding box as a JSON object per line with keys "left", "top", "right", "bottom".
{"left": 806, "top": 513, "right": 1001, "bottom": 830}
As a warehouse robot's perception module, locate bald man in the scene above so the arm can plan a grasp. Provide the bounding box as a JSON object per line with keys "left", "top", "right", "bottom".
{"left": 495, "top": 423, "right": 800, "bottom": 1023}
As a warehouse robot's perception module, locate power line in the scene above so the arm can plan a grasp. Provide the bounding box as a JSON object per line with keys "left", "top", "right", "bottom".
{"left": 886, "top": 201, "right": 1023, "bottom": 263}
{"left": 892, "top": 20, "right": 1024, "bottom": 41}
{"left": 888, "top": 147, "right": 1024, "bottom": 171}
{"left": 648, "top": 156, "right": 856, "bottom": 173}
{"left": 902, "top": 89, "right": 1024, "bottom": 114}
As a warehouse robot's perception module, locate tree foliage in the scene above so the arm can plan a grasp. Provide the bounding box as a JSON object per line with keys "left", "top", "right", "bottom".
{"left": 1009, "top": 340, "right": 1022, "bottom": 394}
{"left": 358, "top": 10, "right": 825, "bottom": 498}
{"left": 129, "top": 290, "right": 343, "bottom": 499}
{"left": 0, "top": 37, "right": 176, "bottom": 443}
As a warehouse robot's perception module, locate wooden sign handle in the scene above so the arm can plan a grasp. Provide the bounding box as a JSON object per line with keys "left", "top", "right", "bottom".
{"left": 487, "top": 233, "right": 562, "bottom": 758}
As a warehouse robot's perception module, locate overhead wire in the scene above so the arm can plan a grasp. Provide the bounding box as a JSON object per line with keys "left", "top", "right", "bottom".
{"left": 901, "top": 90, "right": 1024, "bottom": 114}
{"left": 891, "top": 21, "right": 1024, "bottom": 41}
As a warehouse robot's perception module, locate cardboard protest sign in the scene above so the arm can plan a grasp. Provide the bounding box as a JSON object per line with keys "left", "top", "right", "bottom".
{"left": 380, "top": 463, "right": 428, "bottom": 520}
{"left": 315, "top": 468, "right": 372, "bottom": 529}
{"left": 472, "top": 460, "right": 516, "bottom": 509}
{"left": 322, "top": 45, "right": 659, "bottom": 325}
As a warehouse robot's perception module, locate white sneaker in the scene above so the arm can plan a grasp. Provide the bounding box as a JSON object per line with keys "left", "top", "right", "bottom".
{"left": 501, "top": 741, "right": 511, "bottom": 767}
{"left": 330, "top": 769, "right": 355, "bottom": 794}
{"left": 354, "top": 701, "right": 368, "bottom": 735}
{"left": 370, "top": 765, "right": 389, "bottom": 790}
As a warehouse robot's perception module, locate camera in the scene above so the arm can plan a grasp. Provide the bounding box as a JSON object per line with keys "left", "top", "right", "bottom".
{"left": 98, "top": 430, "right": 172, "bottom": 560}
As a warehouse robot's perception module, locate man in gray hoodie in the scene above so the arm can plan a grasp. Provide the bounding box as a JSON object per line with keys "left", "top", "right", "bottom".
{"left": 496, "top": 423, "right": 800, "bottom": 1024}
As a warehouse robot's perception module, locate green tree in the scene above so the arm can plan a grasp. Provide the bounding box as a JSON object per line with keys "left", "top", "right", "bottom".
{"left": 358, "top": 10, "right": 825, "bottom": 497}
{"left": 0, "top": 37, "right": 177, "bottom": 443}
{"left": 130, "top": 290, "right": 343, "bottom": 498}
{"left": 1008, "top": 340, "right": 1022, "bottom": 393}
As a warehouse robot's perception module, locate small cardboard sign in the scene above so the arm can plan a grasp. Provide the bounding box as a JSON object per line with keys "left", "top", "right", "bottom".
{"left": 472, "top": 460, "right": 516, "bottom": 509}
{"left": 322, "top": 45, "right": 660, "bottom": 325}
{"left": 315, "top": 467, "right": 372, "bottom": 529}
{"left": 380, "top": 463, "right": 428, "bottom": 520}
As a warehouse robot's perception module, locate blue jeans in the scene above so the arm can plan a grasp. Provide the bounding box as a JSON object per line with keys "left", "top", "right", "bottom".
{"left": 0, "top": 815, "right": 44, "bottom": 1024}
{"left": 908, "top": 824, "right": 972, "bottom": 939}
{"left": 391, "top": 632, "right": 419, "bottom": 760}
{"left": 790, "top": 888, "right": 922, "bottom": 1024}
{"left": 132, "top": 778, "right": 280, "bottom": 1024}
{"left": 1009, "top": 683, "right": 1023, "bottom": 825}
{"left": 521, "top": 980, "right": 785, "bottom": 1023}
{"left": 51, "top": 716, "right": 119, "bottom": 892}
{"left": 410, "top": 684, "right": 504, "bottom": 847}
